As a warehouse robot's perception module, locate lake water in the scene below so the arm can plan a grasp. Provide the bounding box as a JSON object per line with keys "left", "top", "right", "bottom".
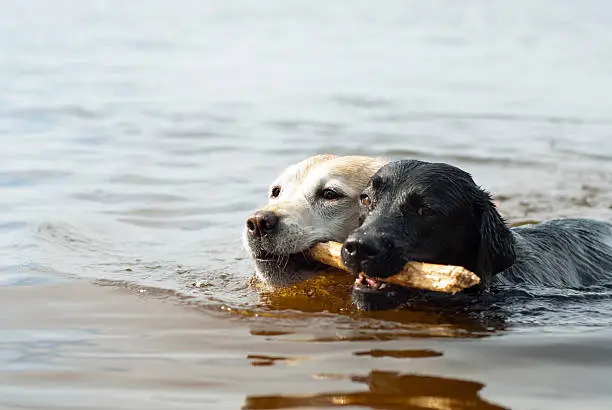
{"left": 2, "top": 1, "right": 612, "bottom": 409}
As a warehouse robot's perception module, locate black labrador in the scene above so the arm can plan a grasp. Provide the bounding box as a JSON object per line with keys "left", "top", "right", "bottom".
{"left": 342, "top": 160, "right": 612, "bottom": 310}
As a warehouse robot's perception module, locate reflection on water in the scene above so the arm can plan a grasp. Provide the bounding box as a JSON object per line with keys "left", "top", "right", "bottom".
{"left": 244, "top": 371, "right": 507, "bottom": 410}
{"left": 247, "top": 354, "right": 307, "bottom": 367}
{"left": 243, "top": 272, "right": 506, "bottom": 341}
{"left": 255, "top": 268, "right": 355, "bottom": 313}
{"left": 353, "top": 349, "right": 443, "bottom": 359}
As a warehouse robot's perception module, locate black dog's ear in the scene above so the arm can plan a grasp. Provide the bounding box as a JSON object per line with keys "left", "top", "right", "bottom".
{"left": 476, "top": 195, "right": 516, "bottom": 286}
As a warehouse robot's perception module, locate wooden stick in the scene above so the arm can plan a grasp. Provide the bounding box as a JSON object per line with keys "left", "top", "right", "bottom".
{"left": 308, "top": 241, "right": 480, "bottom": 294}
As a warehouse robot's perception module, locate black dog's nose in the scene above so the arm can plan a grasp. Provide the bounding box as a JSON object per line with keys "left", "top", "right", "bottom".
{"left": 342, "top": 235, "right": 383, "bottom": 272}
{"left": 246, "top": 210, "right": 279, "bottom": 237}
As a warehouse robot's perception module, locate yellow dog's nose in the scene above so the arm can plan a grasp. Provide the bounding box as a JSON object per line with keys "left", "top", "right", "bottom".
{"left": 246, "top": 210, "right": 279, "bottom": 237}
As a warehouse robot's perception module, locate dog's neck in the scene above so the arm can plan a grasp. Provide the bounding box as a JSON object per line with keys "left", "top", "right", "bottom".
{"left": 469, "top": 202, "right": 518, "bottom": 287}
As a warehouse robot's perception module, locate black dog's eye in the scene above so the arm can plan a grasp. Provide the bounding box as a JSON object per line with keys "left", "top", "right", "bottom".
{"left": 360, "top": 194, "right": 372, "bottom": 207}
{"left": 321, "top": 188, "right": 343, "bottom": 200}
{"left": 270, "top": 186, "right": 281, "bottom": 198}
{"left": 417, "top": 206, "right": 434, "bottom": 217}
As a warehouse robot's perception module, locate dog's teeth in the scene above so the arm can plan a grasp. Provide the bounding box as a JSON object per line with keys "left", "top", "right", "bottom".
{"left": 379, "top": 283, "right": 388, "bottom": 290}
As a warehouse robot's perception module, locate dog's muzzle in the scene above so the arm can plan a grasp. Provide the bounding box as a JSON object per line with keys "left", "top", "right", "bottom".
{"left": 342, "top": 232, "right": 404, "bottom": 279}
{"left": 246, "top": 210, "right": 279, "bottom": 238}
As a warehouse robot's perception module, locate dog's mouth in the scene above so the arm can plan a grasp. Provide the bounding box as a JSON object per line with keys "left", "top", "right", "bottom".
{"left": 354, "top": 272, "right": 392, "bottom": 291}
{"left": 253, "top": 248, "right": 329, "bottom": 274}
{"left": 353, "top": 272, "right": 411, "bottom": 298}
{"left": 252, "top": 248, "right": 333, "bottom": 288}
{"left": 351, "top": 272, "right": 411, "bottom": 311}
{"left": 255, "top": 250, "right": 316, "bottom": 266}
{"left": 353, "top": 253, "right": 438, "bottom": 293}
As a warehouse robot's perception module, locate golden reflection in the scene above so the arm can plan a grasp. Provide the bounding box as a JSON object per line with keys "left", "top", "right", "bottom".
{"left": 243, "top": 371, "right": 507, "bottom": 410}
{"left": 249, "top": 330, "right": 293, "bottom": 337}
{"left": 353, "top": 349, "right": 443, "bottom": 359}
{"left": 247, "top": 354, "right": 307, "bottom": 367}
{"left": 240, "top": 269, "right": 506, "bottom": 341}
{"left": 257, "top": 268, "right": 355, "bottom": 313}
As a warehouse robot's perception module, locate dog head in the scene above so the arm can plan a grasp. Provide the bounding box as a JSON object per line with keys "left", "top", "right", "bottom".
{"left": 342, "top": 160, "right": 515, "bottom": 310}
{"left": 244, "top": 154, "right": 386, "bottom": 287}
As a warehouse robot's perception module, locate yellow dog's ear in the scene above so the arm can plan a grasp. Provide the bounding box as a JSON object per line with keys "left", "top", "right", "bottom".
{"left": 476, "top": 193, "right": 516, "bottom": 286}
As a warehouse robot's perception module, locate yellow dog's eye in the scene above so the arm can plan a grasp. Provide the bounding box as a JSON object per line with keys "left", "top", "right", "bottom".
{"left": 360, "top": 194, "right": 371, "bottom": 207}
{"left": 322, "top": 188, "right": 342, "bottom": 200}
{"left": 270, "top": 186, "right": 281, "bottom": 198}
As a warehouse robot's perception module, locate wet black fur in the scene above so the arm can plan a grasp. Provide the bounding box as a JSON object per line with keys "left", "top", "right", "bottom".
{"left": 343, "top": 160, "right": 612, "bottom": 310}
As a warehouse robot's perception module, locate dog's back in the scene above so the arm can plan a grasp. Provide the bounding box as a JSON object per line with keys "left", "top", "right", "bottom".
{"left": 495, "top": 219, "right": 612, "bottom": 288}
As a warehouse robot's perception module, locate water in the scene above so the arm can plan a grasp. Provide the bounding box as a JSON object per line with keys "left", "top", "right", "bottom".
{"left": 2, "top": 1, "right": 612, "bottom": 408}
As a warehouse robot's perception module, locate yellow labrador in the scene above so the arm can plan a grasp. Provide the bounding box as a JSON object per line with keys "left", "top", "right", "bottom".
{"left": 243, "top": 154, "right": 386, "bottom": 287}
